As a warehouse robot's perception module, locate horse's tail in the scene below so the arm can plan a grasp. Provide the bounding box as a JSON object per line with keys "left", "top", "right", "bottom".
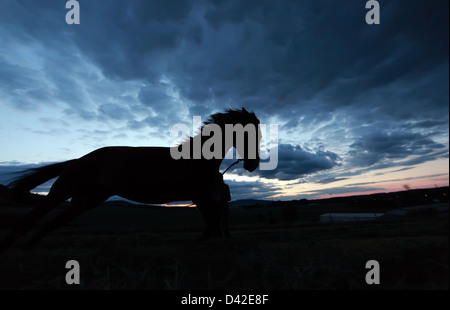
{"left": 8, "top": 159, "right": 77, "bottom": 195}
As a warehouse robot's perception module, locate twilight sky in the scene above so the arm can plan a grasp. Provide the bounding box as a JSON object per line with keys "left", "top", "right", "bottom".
{"left": 0, "top": 0, "right": 448, "bottom": 201}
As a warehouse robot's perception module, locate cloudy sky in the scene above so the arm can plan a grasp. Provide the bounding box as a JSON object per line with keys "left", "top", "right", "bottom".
{"left": 0, "top": 0, "right": 448, "bottom": 201}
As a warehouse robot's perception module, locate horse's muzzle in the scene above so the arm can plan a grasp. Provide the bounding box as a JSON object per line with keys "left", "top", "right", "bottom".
{"left": 244, "top": 159, "right": 259, "bottom": 172}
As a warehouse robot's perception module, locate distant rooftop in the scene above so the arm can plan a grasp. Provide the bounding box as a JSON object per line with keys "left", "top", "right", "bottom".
{"left": 320, "top": 213, "right": 384, "bottom": 223}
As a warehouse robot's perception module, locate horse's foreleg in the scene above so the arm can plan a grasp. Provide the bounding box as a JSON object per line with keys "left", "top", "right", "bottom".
{"left": 217, "top": 182, "right": 231, "bottom": 237}
{"left": 209, "top": 204, "right": 222, "bottom": 238}
{"left": 221, "top": 201, "right": 231, "bottom": 238}
{"left": 195, "top": 203, "right": 212, "bottom": 240}
{"left": 195, "top": 201, "right": 222, "bottom": 240}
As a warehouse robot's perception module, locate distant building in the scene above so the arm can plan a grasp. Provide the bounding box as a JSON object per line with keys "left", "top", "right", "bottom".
{"left": 319, "top": 213, "right": 384, "bottom": 223}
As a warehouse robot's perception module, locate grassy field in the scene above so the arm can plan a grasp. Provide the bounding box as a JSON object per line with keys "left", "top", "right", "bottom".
{"left": 0, "top": 198, "right": 448, "bottom": 290}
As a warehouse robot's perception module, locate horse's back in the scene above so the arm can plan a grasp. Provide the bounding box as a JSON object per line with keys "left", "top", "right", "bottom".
{"left": 58, "top": 146, "right": 198, "bottom": 203}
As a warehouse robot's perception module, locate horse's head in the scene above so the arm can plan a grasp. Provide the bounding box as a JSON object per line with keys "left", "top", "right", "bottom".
{"left": 204, "top": 107, "right": 261, "bottom": 172}
{"left": 232, "top": 107, "right": 261, "bottom": 172}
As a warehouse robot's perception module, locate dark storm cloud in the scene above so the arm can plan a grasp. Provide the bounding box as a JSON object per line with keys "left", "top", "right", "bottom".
{"left": 348, "top": 130, "right": 446, "bottom": 167}
{"left": 2, "top": 1, "right": 448, "bottom": 121}
{"left": 223, "top": 143, "right": 341, "bottom": 181}
{"left": 259, "top": 144, "right": 340, "bottom": 180}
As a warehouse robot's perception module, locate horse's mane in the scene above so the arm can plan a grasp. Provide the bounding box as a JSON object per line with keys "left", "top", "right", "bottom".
{"left": 204, "top": 108, "right": 257, "bottom": 127}
{"left": 178, "top": 108, "right": 258, "bottom": 146}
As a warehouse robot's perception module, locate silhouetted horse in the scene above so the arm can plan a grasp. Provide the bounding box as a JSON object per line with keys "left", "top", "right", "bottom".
{"left": 1, "top": 108, "right": 260, "bottom": 249}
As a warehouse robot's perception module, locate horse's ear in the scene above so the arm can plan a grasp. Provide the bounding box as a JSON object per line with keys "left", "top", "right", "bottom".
{"left": 242, "top": 107, "right": 248, "bottom": 114}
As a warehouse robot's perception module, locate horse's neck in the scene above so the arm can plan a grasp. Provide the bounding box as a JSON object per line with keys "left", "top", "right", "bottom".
{"left": 188, "top": 127, "right": 233, "bottom": 170}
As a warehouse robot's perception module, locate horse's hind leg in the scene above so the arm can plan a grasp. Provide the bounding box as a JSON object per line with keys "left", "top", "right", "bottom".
{"left": 0, "top": 192, "right": 69, "bottom": 251}
{"left": 26, "top": 194, "right": 107, "bottom": 248}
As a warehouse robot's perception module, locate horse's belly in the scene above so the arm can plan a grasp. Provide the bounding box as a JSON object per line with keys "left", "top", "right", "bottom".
{"left": 116, "top": 183, "right": 193, "bottom": 204}
{"left": 120, "top": 194, "right": 191, "bottom": 204}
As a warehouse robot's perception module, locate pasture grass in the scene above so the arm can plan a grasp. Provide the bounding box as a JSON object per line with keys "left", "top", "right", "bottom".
{"left": 0, "top": 207, "right": 447, "bottom": 290}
